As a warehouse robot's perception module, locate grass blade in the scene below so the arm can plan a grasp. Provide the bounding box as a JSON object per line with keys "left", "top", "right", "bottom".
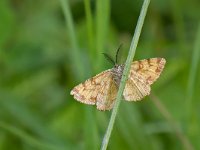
{"left": 60, "top": 0, "right": 84, "bottom": 79}
{"left": 186, "top": 23, "right": 200, "bottom": 147}
{"left": 95, "top": 0, "right": 110, "bottom": 71}
{"left": 101, "top": 0, "right": 150, "bottom": 149}
{"left": 186, "top": 23, "right": 200, "bottom": 118}
{"left": 60, "top": 1, "right": 99, "bottom": 149}
{"left": 84, "top": 0, "right": 95, "bottom": 59}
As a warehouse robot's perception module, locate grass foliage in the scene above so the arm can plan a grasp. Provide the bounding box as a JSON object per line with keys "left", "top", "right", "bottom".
{"left": 101, "top": 0, "right": 150, "bottom": 149}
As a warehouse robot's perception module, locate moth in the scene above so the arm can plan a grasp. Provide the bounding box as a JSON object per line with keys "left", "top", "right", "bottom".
{"left": 70, "top": 46, "right": 166, "bottom": 111}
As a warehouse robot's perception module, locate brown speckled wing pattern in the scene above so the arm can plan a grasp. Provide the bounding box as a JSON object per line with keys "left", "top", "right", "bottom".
{"left": 70, "top": 58, "right": 166, "bottom": 110}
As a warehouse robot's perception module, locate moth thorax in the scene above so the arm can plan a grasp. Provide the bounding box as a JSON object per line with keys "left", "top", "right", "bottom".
{"left": 111, "top": 64, "right": 125, "bottom": 86}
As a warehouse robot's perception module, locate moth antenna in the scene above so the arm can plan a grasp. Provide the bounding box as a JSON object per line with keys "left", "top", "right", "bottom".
{"left": 115, "top": 44, "right": 123, "bottom": 64}
{"left": 102, "top": 53, "right": 115, "bottom": 65}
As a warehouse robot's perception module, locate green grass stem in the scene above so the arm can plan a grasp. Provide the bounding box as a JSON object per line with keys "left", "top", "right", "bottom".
{"left": 60, "top": 1, "right": 98, "bottom": 149}
{"left": 60, "top": 0, "right": 84, "bottom": 79}
{"left": 95, "top": 0, "right": 110, "bottom": 71}
{"left": 186, "top": 23, "right": 200, "bottom": 118}
{"left": 84, "top": 0, "right": 95, "bottom": 59}
{"left": 186, "top": 24, "right": 200, "bottom": 142}
{"left": 101, "top": 0, "right": 150, "bottom": 149}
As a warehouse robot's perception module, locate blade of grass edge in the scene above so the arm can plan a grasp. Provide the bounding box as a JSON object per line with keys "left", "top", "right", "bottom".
{"left": 186, "top": 23, "right": 200, "bottom": 141}
{"left": 84, "top": 0, "right": 95, "bottom": 60}
{"left": 101, "top": 0, "right": 150, "bottom": 149}
{"left": 83, "top": 0, "right": 111, "bottom": 149}
{"left": 60, "top": 0, "right": 84, "bottom": 79}
{"left": 95, "top": 0, "right": 110, "bottom": 72}
{"left": 60, "top": 1, "right": 99, "bottom": 149}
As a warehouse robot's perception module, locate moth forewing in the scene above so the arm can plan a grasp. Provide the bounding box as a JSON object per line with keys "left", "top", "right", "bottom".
{"left": 70, "top": 69, "right": 118, "bottom": 110}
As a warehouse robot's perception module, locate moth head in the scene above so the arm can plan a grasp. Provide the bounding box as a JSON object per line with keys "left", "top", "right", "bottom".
{"left": 113, "top": 64, "right": 124, "bottom": 73}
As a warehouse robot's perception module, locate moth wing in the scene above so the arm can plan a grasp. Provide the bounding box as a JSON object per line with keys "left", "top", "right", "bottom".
{"left": 123, "top": 70, "right": 150, "bottom": 101}
{"left": 131, "top": 58, "right": 166, "bottom": 85}
{"left": 70, "top": 69, "right": 117, "bottom": 110}
{"left": 96, "top": 75, "right": 118, "bottom": 110}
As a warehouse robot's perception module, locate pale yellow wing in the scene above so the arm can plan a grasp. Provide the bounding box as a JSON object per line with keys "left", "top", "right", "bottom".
{"left": 131, "top": 58, "right": 166, "bottom": 85}
{"left": 123, "top": 70, "right": 151, "bottom": 101}
{"left": 96, "top": 75, "right": 118, "bottom": 110}
{"left": 123, "top": 58, "right": 166, "bottom": 101}
{"left": 70, "top": 69, "right": 118, "bottom": 110}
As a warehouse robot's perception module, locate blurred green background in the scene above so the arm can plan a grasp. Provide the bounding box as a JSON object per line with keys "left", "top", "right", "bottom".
{"left": 0, "top": 0, "right": 200, "bottom": 150}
